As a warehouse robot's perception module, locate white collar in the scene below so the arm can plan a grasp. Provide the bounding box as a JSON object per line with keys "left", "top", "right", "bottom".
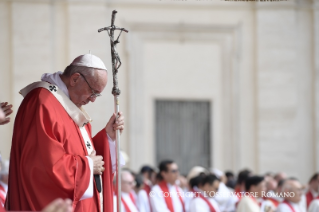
{"left": 20, "top": 81, "right": 91, "bottom": 127}
{"left": 192, "top": 186, "right": 200, "bottom": 192}
{"left": 166, "top": 182, "right": 176, "bottom": 189}
{"left": 198, "top": 188, "right": 208, "bottom": 197}
{"left": 41, "top": 72, "right": 69, "bottom": 98}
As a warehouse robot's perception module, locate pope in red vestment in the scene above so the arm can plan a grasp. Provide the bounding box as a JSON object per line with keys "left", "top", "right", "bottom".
{"left": 5, "top": 54, "right": 125, "bottom": 212}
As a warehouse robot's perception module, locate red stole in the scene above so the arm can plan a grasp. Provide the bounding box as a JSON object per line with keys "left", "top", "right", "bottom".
{"left": 121, "top": 192, "right": 137, "bottom": 212}
{"left": 144, "top": 183, "right": 151, "bottom": 194}
{"left": 143, "top": 183, "right": 152, "bottom": 212}
{"left": 283, "top": 200, "right": 296, "bottom": 212}
{"left": 89, "top": 125, "right": 114, "bottom": 212}
{"left": 234, "top": 187, "right": 243, "bottom": 202}
{"left": 266, "top": 197, "right": 280, "bottom": 207}
{"left": 195, "top": 193, "right": 216, "bottom": 212}
{"left": 0, "top": 205, "right": 5, "bottom": 212}
{"left": 158, "top": 181, "right": 185, "bottom": 212}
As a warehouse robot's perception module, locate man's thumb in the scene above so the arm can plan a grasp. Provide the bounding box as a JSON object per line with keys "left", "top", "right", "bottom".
{"left": 109, "top": 113, "right": 117, "bottom": 123}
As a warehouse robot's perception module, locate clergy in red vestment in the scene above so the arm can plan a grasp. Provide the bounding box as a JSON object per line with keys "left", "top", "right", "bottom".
{"left": 276, "top": 179, "right": 305, "bottom": 212}
{"left": 305, "top": 173, "right": 319, "bottom": 208}
{"left": 5, "top": 54, "right": 125, "bottom": 212}
{"left": 236, "top": 176, "right": 265, "bottom": 212}
{"left": 137, "top": 166, "right": 156, "bottom": 212}
{"left": 189, "top": 174, "right": 221, "bottom": 212}
{"left": 150, "top": 160, "right": 185, "bottom": 212}
{"left": 114, "top": 170, "right": 139, "bottom": 212}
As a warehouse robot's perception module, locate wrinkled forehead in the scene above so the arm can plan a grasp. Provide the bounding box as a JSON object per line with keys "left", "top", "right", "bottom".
{"left": 122, "top": 171, "right": 134, "bottom": 181}
{"left": 88, "top": 69, "right": 108, "bottom": 92}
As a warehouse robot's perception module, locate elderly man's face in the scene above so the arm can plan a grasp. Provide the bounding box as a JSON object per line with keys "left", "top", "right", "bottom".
{"left": 121, "top": 172, "right": 135, "bottom": 193}
{"left": 285, "top": 180, "right": 303, "bottom": 203}
{"left": 68, "top": 69, "right": 107, "bottom": 107}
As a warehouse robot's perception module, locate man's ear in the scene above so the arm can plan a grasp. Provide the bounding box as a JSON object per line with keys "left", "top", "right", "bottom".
{"left": 160, "top": 171, "right": 166, "bottom": 179}
{"left": 70, "top": 73, "right": 80, "bottom": 86}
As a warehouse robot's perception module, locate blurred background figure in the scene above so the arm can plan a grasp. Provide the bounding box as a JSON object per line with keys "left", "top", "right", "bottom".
{"left": 263, "top": 173, "right": 280, "bottom": 211}
{"left": 225, "top": 171, "right": 236, "bottom": 190}
{"left": 234, "top": 169, "right": 252, "bottom": 204}
{"left": 133, "top": 173, "right": 144, "bottom": 198}
{"left": 275, "top": 178, "right": 305, "bottom": 212}
{"left": 136, "top": 165, "right": 156, "bottom": 212}
{"left": 140, "top": 166, "right": 156, "bottom": 196}
{"left": 186, "top": 166, "right": 209, "bottom": 210}
{"left": 305, "top": 173, "right": 319, "bottom": 209}
{"left": 237, "top": 175, "right": 266, "bottom": 212}
{"left": 274, "top": 173, "right": 288, "bottom": 185}
{"left": 114, "top": 169, "right": 139, "bottom": 212}
{"left": 150, "top": 160, "right": 184, "bottom": 212}
{"left": 211, "top": 168, "right": 238, "bottom": 212}
{"left": 189, "top": 174, "right": 221, "bottom": 212}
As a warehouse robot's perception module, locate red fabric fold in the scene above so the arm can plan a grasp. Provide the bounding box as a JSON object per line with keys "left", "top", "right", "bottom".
{"left": 93, "top": 129, "right": 114, "bottom": 212}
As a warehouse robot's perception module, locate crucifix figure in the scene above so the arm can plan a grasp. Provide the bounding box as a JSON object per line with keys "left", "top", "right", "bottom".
{"left": 98, "top": 10, "right": 128, "bottom": 212}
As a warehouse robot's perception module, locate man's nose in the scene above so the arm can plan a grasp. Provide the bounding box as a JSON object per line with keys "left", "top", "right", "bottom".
{"left": 89, "top": 96, "right": 97, "bottom": 102}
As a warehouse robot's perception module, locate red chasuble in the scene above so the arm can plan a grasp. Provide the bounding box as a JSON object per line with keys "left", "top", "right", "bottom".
{"left": 5, "top": 88, "right": 113, "bottom": 212}
{"left": 0, "top": 205, "right": 5, "bottom": 212}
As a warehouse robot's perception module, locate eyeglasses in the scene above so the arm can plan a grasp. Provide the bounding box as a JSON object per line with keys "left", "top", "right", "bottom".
{"left": 123, "top": 180, "right": 136, "bottom": 186}
{"left": 78, "top": 73, "right": 102, "bottom": 99}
